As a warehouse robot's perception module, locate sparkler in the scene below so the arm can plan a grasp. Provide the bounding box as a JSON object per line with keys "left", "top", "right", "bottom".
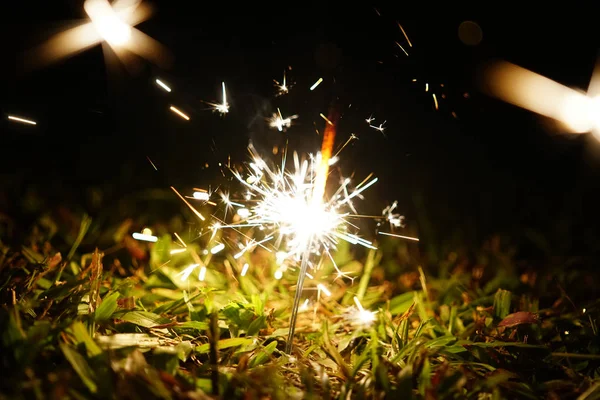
{"left": 209, "top": 107, "right": 379, "bottom": 352}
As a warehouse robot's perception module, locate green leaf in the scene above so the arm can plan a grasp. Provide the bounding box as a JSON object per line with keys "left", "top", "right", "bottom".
{"left": 458, "top": 340, "right": 546, "bottom": 349}
{"left": 195, "top": 337, "right": 253, "bottom": 354}
{"left": 60, "top": 343, "right": 97, "bottom": 394}
{"left": 249, "top": 340, "right": 278, "bottom": 368}
{"left": 247, "top": 315, "right": 266, "bottom": 337}
{"left": 116, "top": 311, "right": 171, "bottom": 328}
{"left": 173, "top": 320, "right": 209, "bottom": 333}
{"left": 69, "top": 321, "right": 102, "bottom": 357}
{"left": 493, "top": 289, "right": 512, "bottom": 319}
{"left": 389, "top": 291, "right": 417, "bottom": 315}
{"left": 95, "top": 291, "right": 120, "bottom": 322}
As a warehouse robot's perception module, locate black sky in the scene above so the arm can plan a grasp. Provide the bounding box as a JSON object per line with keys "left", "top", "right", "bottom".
{"left": 1, "top": 1, "right": 600, "bottom": 254}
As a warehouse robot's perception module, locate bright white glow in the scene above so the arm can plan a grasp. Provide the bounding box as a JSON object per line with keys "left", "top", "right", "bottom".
{"left": 310, "top": 78, "right": 323, "bottom": 91}
{"left": 178, "top": 264, "right": 199, "bottom": 281}
{"left": 132, "top": 232, "right": 157, "bottom": 242}
{"left": 559, "top": 92, "right": 595, "bottom": 132}
{"left": 349, "top": 296, "right": 377, "bottom": 327}
{"left": 223, "top": 144, "right": 377, "bottom": 283}
{"left": 269, "top": 109, "right": 298, "bottom": 132}
{"left": 198, "top": 266, "right": 207, "bottom": 281}
{"left": 237, "top": 208, "right": 251, "bottom": 218}
{"left": 317, "top": 283, "right": 331, "bottom": 297}
{"left": 141, "top": 227, "right": 152, "bottom": 235}
{"left": 155, "top": 79, "right": 171, "bottom": 92}
{"left": 169, "top": 248, "right": 186, "bottom": 254}
{"left": 274, "top": 269, "right": 283, "bottom": 280}
{"left": 84, "top": 0, "right": 131, "bottom": 47}
{"left": 299, "top": 298, "right": 310, "bottom": 312}
{"left": 8, "top": 116, "right": 36, "bottom": 125}
{"left": 274, "top": 70, "right": 290, "bottom": 96}
{"left": 209, "top": 82, "right": 230, "bottom": 114}
{"left": 193, "top": 191, "right": 210, "bottom": 201}
{"left": 241, "top": 263, "right": 249, "bottom": 276}
{"left": 210, "top": 243, "right": 225, "bottom": 254}
{"left": 169, "top": 106, "right": 189, "bottom": 120}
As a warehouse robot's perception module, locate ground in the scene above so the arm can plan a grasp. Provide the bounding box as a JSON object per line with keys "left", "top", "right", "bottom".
{"left": 1, "top": 187, "right": 599, "bottom": 400}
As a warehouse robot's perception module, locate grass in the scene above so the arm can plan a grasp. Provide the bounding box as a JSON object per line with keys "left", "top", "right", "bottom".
{"left": 1, "top": 187, "right": 600, "bottom": 399}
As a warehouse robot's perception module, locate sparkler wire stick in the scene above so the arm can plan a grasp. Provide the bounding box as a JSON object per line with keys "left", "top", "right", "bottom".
{"left": 285, "top": 107, "right": 338, "bottom": 354}
{"left": 285, "top": 242, "right": 313, "bottom": 354}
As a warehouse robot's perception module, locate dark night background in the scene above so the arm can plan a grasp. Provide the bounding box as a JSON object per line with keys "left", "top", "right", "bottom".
{"left": 1, "top": 2, "right": 600, "bottom": 265}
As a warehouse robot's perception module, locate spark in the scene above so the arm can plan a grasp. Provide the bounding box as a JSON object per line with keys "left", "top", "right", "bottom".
{"left": 347, "top": 296, "right": 377, "bottom": 327}
{"left": 146, "top": 156, "right": 158, "bottom": 170}
{"left": 178, "top": 263, "right": 199, "bottom": 281}
{"left": 210, "top": 243, "right": 225, "bottom": 254}
{"left": 193, "top": 191, "right": 210, "bottom": 201}
{"left": 171, "top": 186, "right": 205, "bottom": 220}
{"left": 319, "top": 113, "right": 334, "bottom": 126}
{"left": 432, "top": 93, "right": 439, "bottom": 110}
{"left": 333, "top": 134, "right": 359, "bottom": 159}
{"left": 240, "top": 263, "right": 249, "bottom": 276}
{"left": 169, "top": 106, "right": 190, "bottom": 120}
{"left": 155, "top": 78, "right": 171, "bottom": 92}
{"left": 299, "top": 298, "right": 310, "bottom": 311}
{"left": 198, "top": 266, "right": 207, "bottom": 281}
{"left": 269, "top": 108, "right": 298, "bottom": 131}
{"left": 274, "top": 70, "right": 291, "bottom": 96}
{"left": 397, "top": 22, "right": 413, "bottom": 47}
{"left": 365, "top": 114, "right": 375, "bottom": 124}
{"left": 378, "top": 231, "right": 420, "bottom": 242}
{"left": 173, "top": 232, "right": 187, "bottom": 248}
{"left": 317, "top": 283, "right": 331, "bottom": 297}
{"left": 310, "top": 78, "right": 323, "bottom": 91}
{"left": 395, "top": 41, "right": 409, "bottom": 57}
{"left": 207, "top": 82, "right": 229, "bottom": 114}
{"left": 369, "top": 121, "right": 386, "bottom": 135}
{"left": 132, "top": 232, "right": 157, "bottom": 242}
{"left": 170, "top": 248, "right": 186, "bottom": 255}
{"left": 274, "top": 269, "right": 284, "bottom": 280}
{"left": 8, "top": 115, "right": 37, "bottom": 125}
{"left": 425, "top": 83, "right": 429, "bottom": 92}
{"left": 380, "top": 201, "right": 405, "bottom": 229}
{"left": 237, "top": 208, "right": 251, "bottom": 218}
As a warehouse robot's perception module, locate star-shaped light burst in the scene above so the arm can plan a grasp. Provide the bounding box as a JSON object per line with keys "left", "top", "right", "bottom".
{"left": 345, "top": 296, "right": 377, "bottom": 328}
{"left": 25, "top": 0, "right": 168, "bottom": 69}
{"left": 268, "top": 108, "right": 298, "bottom": 132}
{"left": 228, "top": 143, "right": 377, "bottom": 270}
{"left": 379, "top": 200, "right": 405, "bottom": 230}
{"left": 274, "top": 70, "right": 292, "bottom": 96}
{"left": 207, "top": 82, "right": 230, "bottom": 115}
